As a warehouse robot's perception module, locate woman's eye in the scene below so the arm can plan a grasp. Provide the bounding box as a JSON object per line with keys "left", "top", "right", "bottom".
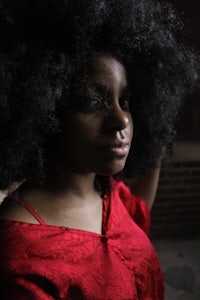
{"left": 74, "top": 94, "right": 111, "bottom": 115}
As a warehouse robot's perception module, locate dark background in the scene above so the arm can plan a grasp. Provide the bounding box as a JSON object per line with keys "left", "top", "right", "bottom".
{"left": 170, "top": 0, "right": 200, "bottom": 141}
{"left": 150, "top": 0, "right": 200, "bottom": 239}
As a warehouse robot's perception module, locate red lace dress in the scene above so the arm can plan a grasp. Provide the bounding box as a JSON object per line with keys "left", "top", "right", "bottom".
{"left": 0, "top": 180, "right": 164, "bottom": 300}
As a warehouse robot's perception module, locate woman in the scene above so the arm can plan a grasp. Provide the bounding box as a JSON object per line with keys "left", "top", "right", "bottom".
{"left": 0, "top": 0, "right": 198, "bottom": 299}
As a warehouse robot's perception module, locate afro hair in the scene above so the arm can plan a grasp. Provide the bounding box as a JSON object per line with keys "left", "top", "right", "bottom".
{"left": 0, "top": 0, "right": 199, "bottom": 190}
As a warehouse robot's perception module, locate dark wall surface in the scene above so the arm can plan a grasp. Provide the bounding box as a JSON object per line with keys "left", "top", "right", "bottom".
{"left": 170, "top": 0, "right": 200, "bottom": 141}
{"left": 150, "top": 1, "right": 200, "bottom": 238}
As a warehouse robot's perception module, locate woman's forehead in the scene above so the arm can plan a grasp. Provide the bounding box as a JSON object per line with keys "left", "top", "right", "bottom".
{"left": 84, "top": 53, "right": 129, "bottom": 91}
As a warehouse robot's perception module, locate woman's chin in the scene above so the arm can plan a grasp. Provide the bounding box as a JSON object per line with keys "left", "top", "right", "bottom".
{"left": 95, "top": 160, "right": 126, "bottom": 176}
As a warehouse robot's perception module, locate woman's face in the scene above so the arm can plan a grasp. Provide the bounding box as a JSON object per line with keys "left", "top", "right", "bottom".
{"left": 59, "top": 53, "right": 133, "bottom": 176}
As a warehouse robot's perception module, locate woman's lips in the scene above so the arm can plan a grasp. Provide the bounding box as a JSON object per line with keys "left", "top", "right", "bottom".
{"left": 100, "top": 141, "right": 130, "bottom": 157}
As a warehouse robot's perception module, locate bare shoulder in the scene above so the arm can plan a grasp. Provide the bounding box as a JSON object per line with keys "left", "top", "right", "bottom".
{"left": 0, "top": 197, "right": 39, "bottom": 224}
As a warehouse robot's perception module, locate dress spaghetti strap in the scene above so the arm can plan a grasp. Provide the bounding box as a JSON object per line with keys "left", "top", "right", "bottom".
{"left": 16, "top": 199, "right": 47, "bottom": 225}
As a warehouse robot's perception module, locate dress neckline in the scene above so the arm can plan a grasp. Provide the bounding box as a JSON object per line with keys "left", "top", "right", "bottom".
{"left": 2, "top": 194, "right": 110, "bottom": 236}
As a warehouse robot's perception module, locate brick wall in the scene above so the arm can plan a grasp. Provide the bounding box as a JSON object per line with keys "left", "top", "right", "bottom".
{"left": 150, "top": 160, "right": 200, "bottom": 238}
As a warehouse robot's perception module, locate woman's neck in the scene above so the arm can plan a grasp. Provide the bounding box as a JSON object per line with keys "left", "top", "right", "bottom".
{"left": 13, "top": 171, "right": 103, "bottom": 232}
{"left": 45, "top": 170, "right": 98, "bottom": 201}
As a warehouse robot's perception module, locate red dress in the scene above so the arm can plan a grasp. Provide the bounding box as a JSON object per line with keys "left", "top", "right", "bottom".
{"left": 0, "top": 180, "right": 164, "bottom": 299}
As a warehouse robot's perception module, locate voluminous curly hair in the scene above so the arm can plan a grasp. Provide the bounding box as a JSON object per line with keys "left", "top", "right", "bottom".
{"left": 0, "top": 0, "right": 199, "bottom": 190}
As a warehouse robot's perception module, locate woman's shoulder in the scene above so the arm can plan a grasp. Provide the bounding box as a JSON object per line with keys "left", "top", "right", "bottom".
{"left": 111, "top": 178, "right": 151, "bottom": 234}
{"left": 111, "top": 178, "right": 142, "bottom": 202}
{"left": 0, "top": 197, "right": 40, "bottom": 224}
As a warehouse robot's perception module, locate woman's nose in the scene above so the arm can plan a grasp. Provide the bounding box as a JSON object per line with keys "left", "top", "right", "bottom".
{"left": 106, "top": 104, "right": 130, "bottom": 132}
